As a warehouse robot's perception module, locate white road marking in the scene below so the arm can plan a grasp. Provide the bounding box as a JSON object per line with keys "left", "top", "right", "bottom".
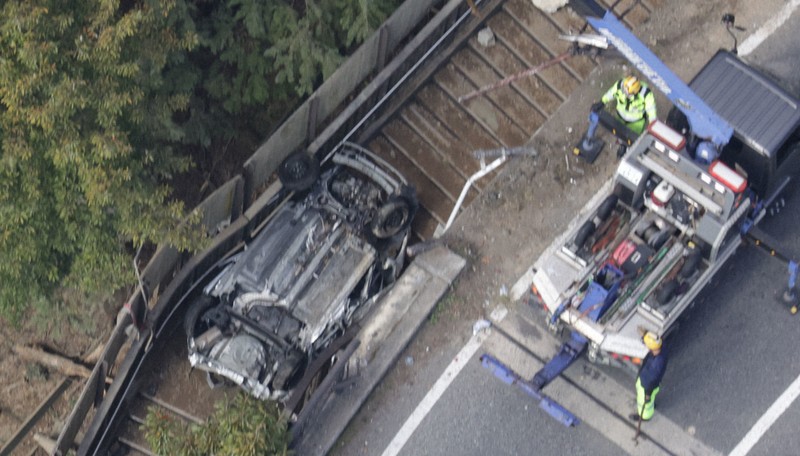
{"left": 381, "top": 329, "right": 489, "bottom": 456}
{"left": 728, "top": 3, "right": 800, "bottom": 453}
{"left": 728, "top": 373, "right": 800, "bottom": 456}
{"left": 738, "top": 0, "right": 800, "bottom": 56}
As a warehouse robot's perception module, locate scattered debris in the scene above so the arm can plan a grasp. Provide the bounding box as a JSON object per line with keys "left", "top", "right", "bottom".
{"left": 531, "top": 0, "right": 568, "bottom": 14}
{"left": 477, "top": 27, "right": 495, "bottom": 47}
{"left": 13, "top": 345, "right": 92, "bottom": 379}
{"left": 472, "top": 319, "right": 491, "bottom": 335}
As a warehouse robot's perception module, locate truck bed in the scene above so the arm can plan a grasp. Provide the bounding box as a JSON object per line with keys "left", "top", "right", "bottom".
{"left": 533, "top": 122, "right": 754, "bottom": 361}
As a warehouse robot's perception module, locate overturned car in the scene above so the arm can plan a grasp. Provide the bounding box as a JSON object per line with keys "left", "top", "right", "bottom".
{"left": 185, "top": 143, "right": 417, "bottom": 403}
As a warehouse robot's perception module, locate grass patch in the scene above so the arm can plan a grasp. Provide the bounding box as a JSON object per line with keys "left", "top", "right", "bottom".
{"left": 24, "top": 362, "right": 50, "bottom": 383}
{"left": 26, "top": 288, "right": 112, "bottom": 343}
{"left": 428, "top": 290, "right": 459, "bottom": 324}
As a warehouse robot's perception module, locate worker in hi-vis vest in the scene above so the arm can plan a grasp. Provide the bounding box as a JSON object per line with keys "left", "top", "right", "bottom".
{"left": 592, "top": 75, "right": 657, "bottom": 157}
{"left": 631, "top": 329, "right": 668, "bottom": 422}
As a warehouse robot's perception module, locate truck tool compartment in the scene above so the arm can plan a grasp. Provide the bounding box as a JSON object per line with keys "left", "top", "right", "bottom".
{"left": 533, "top": 119, "right": 753, "bottom": 364}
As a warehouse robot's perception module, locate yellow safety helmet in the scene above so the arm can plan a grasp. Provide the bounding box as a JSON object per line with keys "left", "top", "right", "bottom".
{"left": 643, "top": 331, "right": 662, "bottom": 351}
{"left": 622, "top": 75, "right": 641, "bottom": 97}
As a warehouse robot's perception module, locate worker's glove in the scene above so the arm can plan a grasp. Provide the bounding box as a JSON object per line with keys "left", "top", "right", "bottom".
{"left": 591, "top": 101, "right": 605, "bottom": 113}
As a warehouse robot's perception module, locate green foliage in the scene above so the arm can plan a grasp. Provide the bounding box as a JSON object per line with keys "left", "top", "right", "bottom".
{"left": 333, "top": 0, "right": 399, "bottom": 48}
{"left": 429, "top": 293, "right": 454, "bottom": 324}
{"left": 173, "top": 0, "right": 401, "bottom": 159}
{"left": 27, "top": 288, "right": 103, "bottom": 339}
{"left": 0, "top": 0, "right": 402, "bottom": 321}
{"left": 264, "top": 1, "right": 343, "bottom": 97}
{"left": 263, "top": 0, "right": 399, "bottom": 97}
{"left": 143, "top": 393, "right": 291, "bottom": 456}
{"left": 0, "top": 0, "right": 207, "bottom": 320}
{"left": 25, "top": 362, "right": 50, "bottom": 383}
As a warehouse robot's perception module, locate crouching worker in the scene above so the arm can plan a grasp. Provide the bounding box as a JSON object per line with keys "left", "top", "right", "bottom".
{"left": 593, "top": 75, "right": 657, "bottom": 157}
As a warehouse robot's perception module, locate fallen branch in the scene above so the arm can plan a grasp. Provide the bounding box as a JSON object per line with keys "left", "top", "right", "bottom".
{"left": 33, "top": 433, "right": 57, "bottom": 454}
{"left": 12, "top": 345, "right": 92, "bottom": 379}
{"left": 81, "top": 342, "right": 105, "bottom": 365}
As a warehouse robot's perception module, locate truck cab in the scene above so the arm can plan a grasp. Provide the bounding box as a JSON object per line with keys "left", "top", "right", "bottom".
{"left": 668, "top": 50, "right": 800, "bottom": 202}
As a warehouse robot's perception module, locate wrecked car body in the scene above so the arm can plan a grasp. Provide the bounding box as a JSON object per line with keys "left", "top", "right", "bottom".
{"left": 185, "top": 143, "right": 417, "bottom": 403}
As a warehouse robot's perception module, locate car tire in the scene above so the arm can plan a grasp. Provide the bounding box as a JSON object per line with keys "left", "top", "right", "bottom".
{"left": 278, "top": 151, "right": 320, "bottom": 192}
{"left": 371, "top": 196, "right": 413, "bottom": 239}
{"left": 184, "top": 295, "right": 217, "bottom": 338}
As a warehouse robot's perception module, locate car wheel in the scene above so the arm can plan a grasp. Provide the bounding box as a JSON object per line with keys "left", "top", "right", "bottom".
{"left": 371, "top": 196, "right": 413, "bottom": 239}
{"left": 278, "top": 151, "right": 320, "bottom": 192}
{"left": 184, "top": 295, "right": 217, "bottom": 338}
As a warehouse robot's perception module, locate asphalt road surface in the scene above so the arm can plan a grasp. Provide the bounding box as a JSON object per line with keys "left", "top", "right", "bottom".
{"left": 333, "top": 3, "right": 800, "bottom": 456}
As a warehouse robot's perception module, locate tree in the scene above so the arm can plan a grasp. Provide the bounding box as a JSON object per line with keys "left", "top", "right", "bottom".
{"left": 142, "top": 393, "right": 291, "bottom": 456}
{"left": 265, "top": 0, "right": 399, "bottom": 97}
{"left": 0, "top": 0, "right": 206, "bottom": 319}
{"left": 184, "top": 0, "right": 401, "bottom": 148}
{"left": 0, "top": 0, "right": 401, "bottom": 320}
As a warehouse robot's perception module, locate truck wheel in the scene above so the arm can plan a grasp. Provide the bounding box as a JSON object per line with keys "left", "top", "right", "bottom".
{"left": 278, "top": 151, "right": 320, "bottom": 192}
{"left": 596, "top": 195, "right": 619, "bottom": 222}
{"left": 573, "top": 220, "right": 596, "bottom": 249}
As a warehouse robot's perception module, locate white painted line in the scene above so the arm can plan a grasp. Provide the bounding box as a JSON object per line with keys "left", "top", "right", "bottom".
{"left": 381, "top": 329, "right": 489, "bottom": 456}
{"left": 738, "top": 0, "right": 800, "bottom": 56}
{"left": 511, "top": 268, "right": 535, "bottom": 301}
{"left": 728, "top": 373, "right": 800, "bottom": 456}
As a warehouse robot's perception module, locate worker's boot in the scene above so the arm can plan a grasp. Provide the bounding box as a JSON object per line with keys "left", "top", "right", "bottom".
{"left": 617, "top": 143, "right": 627, "bottom": 158}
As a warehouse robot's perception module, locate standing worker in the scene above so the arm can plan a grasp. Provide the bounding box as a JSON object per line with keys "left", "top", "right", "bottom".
{"left": 630, "top": 329, "right": 668, "bottom": 422}
{"left": 592, "top": 75, "right": 657, "bottom": 157}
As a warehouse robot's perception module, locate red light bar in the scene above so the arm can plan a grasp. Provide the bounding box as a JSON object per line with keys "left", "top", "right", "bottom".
{"left": 709, "top": 160, "right": 747, "bottom": 193}
{"left": 648, "top": 120, "right": 686, "bottom": 151}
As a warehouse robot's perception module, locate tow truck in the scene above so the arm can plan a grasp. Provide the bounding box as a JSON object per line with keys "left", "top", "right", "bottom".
{"left": 482, "top": 4, "right": 800, "bottom": 426}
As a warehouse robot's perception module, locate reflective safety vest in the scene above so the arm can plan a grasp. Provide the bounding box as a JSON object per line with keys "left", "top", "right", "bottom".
{"left": 602, "top": 79, "right": 657, "bottom": 124}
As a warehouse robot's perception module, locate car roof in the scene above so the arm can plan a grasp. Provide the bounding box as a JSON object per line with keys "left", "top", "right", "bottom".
{"left": 689, "top": 50, "right": 800, "bottom": 157}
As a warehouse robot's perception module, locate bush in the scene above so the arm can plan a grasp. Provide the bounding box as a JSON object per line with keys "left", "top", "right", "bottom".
{"left": 142, "top": 393, "right": 292, "bottom": 456}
